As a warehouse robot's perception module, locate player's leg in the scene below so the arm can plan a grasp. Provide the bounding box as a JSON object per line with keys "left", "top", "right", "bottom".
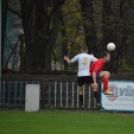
{"left": 77, "top": 77, "right": 84, "bottom": 109}
{"left": 100, "top": 71, "right": 113, "bottom": 95}
{"left": 86, "top": 76, "right": 99, "bottom": 102}
{"left": 78, "top": 86, "right": 84, "bottom": 108}
{"left": 90, "top": 83, "right": 99, "bottom": 102}
{"left": 90, "top": 83, "right": 104, "bottom": 109}
{"left": 88, "top": 76, "right": 104, "bottom": 109}
{"left": 85, "top": 76, "right": 102, "bottom": 108}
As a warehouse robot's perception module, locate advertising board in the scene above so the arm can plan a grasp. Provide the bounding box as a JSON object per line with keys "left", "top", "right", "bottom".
{"left": 101, "top": 81, "right": 134, "bottom": 111}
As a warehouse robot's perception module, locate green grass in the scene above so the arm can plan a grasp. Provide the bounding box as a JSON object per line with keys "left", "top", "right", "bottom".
{"left": 0, "top": 109, "right": 134, "bottom": 134}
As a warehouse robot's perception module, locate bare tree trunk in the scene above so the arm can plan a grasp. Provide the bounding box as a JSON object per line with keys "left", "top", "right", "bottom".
{"left": 19, "top": 0, "right": 35, "bottom": 69}
{"left": 2, "top": 0, "right": 8, "bottom": 67}
{"left": 19, "top": 0, "right": 65, "bottom": 71}
{"left": 60, "top": 12, "right": 68, "bottom": 71}
{"left": 79, "top": 0, "right": 96, "bottom": 54}
{"left": 20, "top": 0, "right": 47, "bottom": 70}
{"left": 44, "top": 0, "right": 61, "bottom": 71}
{"left": 19, "top": 35, "right": 25, "bottom": 71}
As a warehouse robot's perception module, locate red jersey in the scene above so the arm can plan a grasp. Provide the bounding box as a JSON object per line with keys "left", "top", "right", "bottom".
{"left": 90, "top": 59, "right": 105, "bottom": 75}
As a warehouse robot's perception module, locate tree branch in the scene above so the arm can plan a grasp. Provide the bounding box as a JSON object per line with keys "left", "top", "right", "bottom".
{"left": 6, "top": 6, "right": 22, "bottom": 18}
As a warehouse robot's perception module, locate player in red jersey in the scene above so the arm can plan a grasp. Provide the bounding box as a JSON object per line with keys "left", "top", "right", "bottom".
{"left": 90, "top": 51, "right": 113, "bottom": 95}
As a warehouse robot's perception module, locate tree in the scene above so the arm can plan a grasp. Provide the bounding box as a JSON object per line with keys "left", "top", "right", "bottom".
{"left": 2, "top": 0, "right": 8, "bottom": 67}
{"left": 101, "top": 0, "right": 134, "bottom": 73}
{"left": 79, "top": 0, "right": 96, "bottom": 54}
{"left": 19, "top": 0, "right": 65, "bottom": 71}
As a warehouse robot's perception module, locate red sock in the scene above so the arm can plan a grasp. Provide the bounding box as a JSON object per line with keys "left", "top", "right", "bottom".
{"left": 102, "top": 78, "right": 108, "bottom": 91}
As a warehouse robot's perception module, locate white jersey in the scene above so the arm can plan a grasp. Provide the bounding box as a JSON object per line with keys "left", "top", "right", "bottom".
{"left": 71, "top": 53, "right": 97, "bottom": 76}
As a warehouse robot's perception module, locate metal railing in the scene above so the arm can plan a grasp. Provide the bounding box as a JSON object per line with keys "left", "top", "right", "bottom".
{"left": 0, "top": 80, "right": 98, "bottom": 109}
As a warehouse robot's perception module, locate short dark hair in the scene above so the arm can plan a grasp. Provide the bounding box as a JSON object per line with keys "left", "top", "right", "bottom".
{"left": 101, "top": 51, "right": 110, "bottom": 57}
{"left": 81, "top": 45, "right": 88, "bottom": 51}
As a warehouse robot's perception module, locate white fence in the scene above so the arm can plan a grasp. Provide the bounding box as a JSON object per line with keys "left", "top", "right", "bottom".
{"left": 0, "top": 80, "right": 98, "bottom": 109}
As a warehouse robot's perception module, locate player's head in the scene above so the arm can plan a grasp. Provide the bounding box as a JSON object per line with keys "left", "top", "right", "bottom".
{"left": 81, "top": 45, "right": 88, "bottom": 53}
{"left": 101, "top": 51, "right": 111, "bottom": 62}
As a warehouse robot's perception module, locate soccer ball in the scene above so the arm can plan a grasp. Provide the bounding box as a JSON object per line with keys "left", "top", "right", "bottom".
{"left": 107, "top": 43, "right": 116, "bottom": 51}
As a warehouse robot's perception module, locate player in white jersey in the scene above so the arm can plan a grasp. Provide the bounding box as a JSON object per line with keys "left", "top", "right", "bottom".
{"left": 64, "top": 45, "right": 104, "bottom": 109}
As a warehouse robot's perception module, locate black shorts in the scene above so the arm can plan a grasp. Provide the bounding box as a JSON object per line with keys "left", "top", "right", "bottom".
{"left": 77, "top": 76, "right": 94, "bottom": 86}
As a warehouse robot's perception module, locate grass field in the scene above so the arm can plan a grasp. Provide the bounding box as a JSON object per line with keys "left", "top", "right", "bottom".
{"left": 0, "top": 109, "right": 134, "bottom": 134}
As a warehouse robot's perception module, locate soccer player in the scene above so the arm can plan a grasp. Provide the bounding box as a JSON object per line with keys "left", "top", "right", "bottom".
{"left": 90, "top": 51, "right": 113, "bottom": 95}
{"left": 64, "top": 45, "right": 103, "bottom": 109}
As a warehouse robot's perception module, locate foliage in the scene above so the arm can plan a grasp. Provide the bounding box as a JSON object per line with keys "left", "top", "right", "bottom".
{"left": 2, "top": 0, "right": 134, "bottom": 75}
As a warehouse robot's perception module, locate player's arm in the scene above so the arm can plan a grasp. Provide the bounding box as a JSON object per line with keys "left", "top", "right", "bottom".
{"left": 92, "top": 71, "right": 98, "bottom": 89}
{"left": 92, "top": 63, "right": 100, "bottom": 86}
{"left": 91, "top": 55, "right": 98, "bottom": 62}
{"left": 64, "top": 55, "right": 78, "bottom": 64}
{"left": 92, "top": 71, "right": 97, "bottom": 84}
{"left": 64, "top": 56, "right": 72, "bottom": 64}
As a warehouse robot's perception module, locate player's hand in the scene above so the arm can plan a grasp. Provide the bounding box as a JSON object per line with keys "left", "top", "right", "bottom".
{"left": 64, "top": 56, "right": 71, "bottom": 64}
{"left": 94, "top": 82, "right": 98, "bottom": 89}
{"left": 90, "top": 53, "right": 94, "bottom": 56}
{"left": 64, "top": 56, "right": 68, "bottom": 61}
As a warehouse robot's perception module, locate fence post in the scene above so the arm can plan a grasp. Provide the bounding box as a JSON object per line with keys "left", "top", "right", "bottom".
{"left": 88, "top": 87, "right": 91, "bottom": 109}
{"left": 77, "top": 86, "right": 79, "bottom": 108}
{"left": 60, "top": 82, "right": 62, "bottom": 108}
{"left": 8, "top": 82, "right": 11, "bottom": 107}
{"left": 83, "top": 84, "right": 85, "bottom": 107}
{"left": 42, "top": 80, "right": 46, "bottom": 109}
{"left": 72, "top": 82, "right": 74, "bottom": 108}
{"left": 99, "top": 82, "right": 102, "bottom": 105}
{"left": 2, "top": 81, "right": 5, "bottom": 107}
{"left": 48, "top": 82, "right": 51, "bottom": 108}
{"left": 14, "top": 81, "right": 17, "bottom": 108}
{"left": 54, "top": 81, "right": 57, "bottom": 108}
{"left": 20, "top": 81, "right": 23, "bottom": 107}
{"left": 66, "top": 82, "right": 68, "bottom": 108}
